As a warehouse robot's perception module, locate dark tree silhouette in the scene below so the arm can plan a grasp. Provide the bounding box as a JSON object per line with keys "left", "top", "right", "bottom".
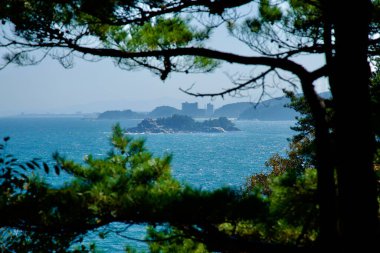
{"left": 0, "top": 0, "right": 379, "bottom": 251}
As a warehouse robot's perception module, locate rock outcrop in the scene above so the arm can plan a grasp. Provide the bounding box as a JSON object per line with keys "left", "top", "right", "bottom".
{"left": 126, "top": 115, "right": 240, "bottom": 133}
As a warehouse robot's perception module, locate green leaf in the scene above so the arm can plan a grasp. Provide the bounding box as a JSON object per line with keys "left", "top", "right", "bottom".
{"left": 259, "top": 0, "right": 283, "bottom": 23}
{"left": 54, "top": 165, "right": 60, "bottom": 175}
{"left": 26, "top": 162, "right": 35, "bottom": 170}
{"left": 125, "top": 17, "right": 201, "bottom": 51}
{"left": 31, "top": 160, "right": 41, "bottom": 169}
{"left": 246, "top": 18, "right": 262, "bottom": 33}
{"left": 43, "top": 163, "right": 49, "bottom": 174}
{"left": 18, "top": 164, "right": 27, "bottom": 171}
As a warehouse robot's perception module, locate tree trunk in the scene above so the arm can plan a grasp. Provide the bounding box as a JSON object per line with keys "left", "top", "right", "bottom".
{"left": 299, "top": 75, "right": 338, "bottom": 249}
{"left": 330, "top": 0, "right": 379, "bottom": 251}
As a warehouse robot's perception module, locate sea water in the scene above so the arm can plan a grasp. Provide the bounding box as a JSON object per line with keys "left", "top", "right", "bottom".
{"left": 0, "top": 117, "right": 294, "bottom": 251}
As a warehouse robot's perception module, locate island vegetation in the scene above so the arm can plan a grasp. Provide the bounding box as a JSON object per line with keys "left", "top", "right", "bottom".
{"left": 126, "top": 115, "right": 240, "bottom": 133}
{"left": 97, "top": 109, "right": 146, "bottom": 120}
{"left": 147, "top": 106, "right": 181, "bottom": 119}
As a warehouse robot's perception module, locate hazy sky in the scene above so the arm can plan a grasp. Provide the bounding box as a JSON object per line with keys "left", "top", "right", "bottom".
{"left": 0, "top": 26, "right": 328, "bottom": 116}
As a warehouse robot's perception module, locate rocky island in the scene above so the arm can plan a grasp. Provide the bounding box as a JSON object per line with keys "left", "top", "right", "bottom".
{"left": 126, "top": 115, "right": 240, "bottom": 133}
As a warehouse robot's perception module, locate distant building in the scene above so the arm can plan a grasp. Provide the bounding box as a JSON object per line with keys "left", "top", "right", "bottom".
{"left": 181, "top": 102, "right": 200, "bottom": 116}
{"left": 181, "top": 102, "right": 198, "bottom": 114}
{"left": 181, "top": 102, "right": 214, "bottom": 117}
{"left": 206, "top": 103, "right": 214, "bottom": 116}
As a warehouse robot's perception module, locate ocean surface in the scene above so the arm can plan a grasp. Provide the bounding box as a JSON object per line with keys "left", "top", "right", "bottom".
{"left": 0, "top": 117, "right": 294, "bottom": 251}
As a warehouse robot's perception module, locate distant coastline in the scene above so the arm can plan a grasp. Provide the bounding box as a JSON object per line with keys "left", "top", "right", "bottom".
{"left": 96, "top": 94, "right": 305, "bottom": 121}
{"left": 4, "top": 92, "right": 329, "bottom": 120}
{"left": 2, "top": 112, "right": 99, "bottom": 119}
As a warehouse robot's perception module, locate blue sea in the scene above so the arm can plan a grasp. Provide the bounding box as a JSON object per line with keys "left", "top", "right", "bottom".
{"left": 0, "top": 117, "right": 294, "bottom": 251}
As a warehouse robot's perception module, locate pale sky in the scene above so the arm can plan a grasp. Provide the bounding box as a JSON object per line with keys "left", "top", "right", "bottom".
{"left": 0, "top": 26, "right": 328, "bottom": 116}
